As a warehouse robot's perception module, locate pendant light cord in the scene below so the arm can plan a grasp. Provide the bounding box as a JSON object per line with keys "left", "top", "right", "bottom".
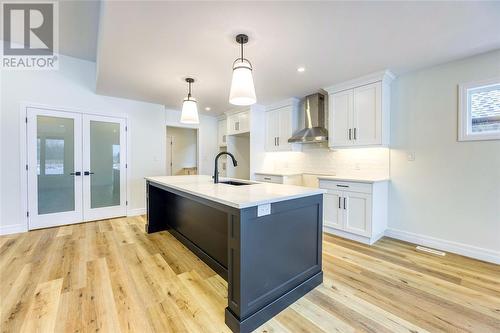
{"left": 240, "top": 41, "right": 244, "bottom": 62}
{"left": 188, "top": 81, "right": 192, "bottom": 100}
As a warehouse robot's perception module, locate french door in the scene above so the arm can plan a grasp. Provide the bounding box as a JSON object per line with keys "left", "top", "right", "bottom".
{"left": 27, "top": 107, "right": 127, "bottom": 230}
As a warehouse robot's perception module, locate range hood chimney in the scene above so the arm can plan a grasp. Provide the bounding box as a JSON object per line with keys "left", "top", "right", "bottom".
{"left": 288, "top": 92, "right": 328, "bottom": 143}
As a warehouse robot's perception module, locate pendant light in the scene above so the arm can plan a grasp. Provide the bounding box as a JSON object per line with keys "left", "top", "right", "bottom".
{"left": 181, "top": 77, "right": 199, "bottom": 124}
{"left": 229, "top": 34, "right": 256, "bottom": 106}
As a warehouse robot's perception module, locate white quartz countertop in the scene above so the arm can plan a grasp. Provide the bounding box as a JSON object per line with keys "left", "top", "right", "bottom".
{"left": 145, "top": 175, "right": 325, "bottom": 209}
{"left": 316, "top": 175, "right": 389, "bottom": 183}
{"left": 256, "top": 171, "right": 389, "bottom": 183}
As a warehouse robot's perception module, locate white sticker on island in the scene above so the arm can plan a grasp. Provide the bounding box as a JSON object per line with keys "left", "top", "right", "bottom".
{"left": 257, "top": 203, "right": 271, "bottom": 217}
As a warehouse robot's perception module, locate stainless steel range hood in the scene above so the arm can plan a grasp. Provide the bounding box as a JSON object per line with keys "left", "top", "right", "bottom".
{"left": 288, "top": 92, "right": 328, "bottom": 143}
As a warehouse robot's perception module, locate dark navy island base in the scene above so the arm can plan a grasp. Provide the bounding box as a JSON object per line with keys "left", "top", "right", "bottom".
{"left": 146, "top": 180, "right": 323, "bottom": 333}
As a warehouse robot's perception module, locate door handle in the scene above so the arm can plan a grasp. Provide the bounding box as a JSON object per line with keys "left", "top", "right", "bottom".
{"left": 70, "top": 172, "right": 81, "bottom": 176}
{"left": 338, "top": 197, "right": 341, "bottom": 209}
{"left": 343, "top": 197, "right": 347, "bottom": 210}
{"left": 84, "top": 171, "right": 94, "bottom": 176}
{"left": 348, "top": 128, "right": 352, "bottom": 140}
{"left": 277, "top": 137, "right": 280, "bottom": 146}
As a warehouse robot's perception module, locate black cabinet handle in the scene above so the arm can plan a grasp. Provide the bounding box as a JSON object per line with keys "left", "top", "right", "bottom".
{"left": 349, "top": 128, "right": 352, "bottom": 140}
{"left": 336, "top": 184, "right": 349, "bottom": 188}
{"left": 354, "top": 128, "right": 357, "bottom": 140}
{"left": 70, "top": 171, "right": 81, "bottom": 176}
{"left": 338, "top": 197, "right": 341, "bottom": 209}
{"left": 264, "top": 177, "right": 271, "bottom": 181}
{"left": 343, "top": 197, "right": 347, "bottom": 210}
{"left": 84, "top": 171, "right": 94, "bottom": 176}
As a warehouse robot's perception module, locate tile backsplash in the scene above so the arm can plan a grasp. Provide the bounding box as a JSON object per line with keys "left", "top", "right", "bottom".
{"left": 261, "top": 145, "right": 390, "bottom": 179}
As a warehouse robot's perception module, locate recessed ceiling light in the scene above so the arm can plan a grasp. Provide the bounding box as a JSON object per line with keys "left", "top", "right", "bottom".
{"left": 297, "top": 67, "right": 306, "bottom": 73}
{"left": 205, "top": 107, "right": 211, "bottom": 111}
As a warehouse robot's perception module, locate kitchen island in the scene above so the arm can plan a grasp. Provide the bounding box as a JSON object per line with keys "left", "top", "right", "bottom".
{"left": 145, "top": 175, "right": 324, "bottom": 333}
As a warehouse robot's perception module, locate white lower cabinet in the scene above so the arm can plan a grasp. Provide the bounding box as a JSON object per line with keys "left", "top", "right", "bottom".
{"left": 320, "top": 179, "right": 387, "bottom": 245}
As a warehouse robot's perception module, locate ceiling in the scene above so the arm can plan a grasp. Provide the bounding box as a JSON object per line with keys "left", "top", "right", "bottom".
{"left": 59, "top": 0, "right": 100, "bottom": 61}
{"left": 91, "top": 2, "right": 500, "bottom": 115}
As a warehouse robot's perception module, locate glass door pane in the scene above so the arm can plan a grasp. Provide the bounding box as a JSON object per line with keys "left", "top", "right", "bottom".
{"left": 89, "top": 121, "right": 121, "bottom": 208}
{"left": 27, "top": 108, "right": 83, "bottom": 230}
{"left": 37, "top": 116, "right": 75, "bottom": 214}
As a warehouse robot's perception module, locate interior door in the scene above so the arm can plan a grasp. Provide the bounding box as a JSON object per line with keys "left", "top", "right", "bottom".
{"left": 343, "top": 191, "right": 372, "bottom": 237}
{"left": 323, "top": 190, "right": 343, "bottom": 229}
{"left": 353, "top": 82, "right": 381, "bottom": 145}
{"left": 265, "top": 109, "right": 279, "bottom": 151}
{"left": 82, "top": 115, "right": 127, "bottom": 221}
{"left": 330, "top": 90, "right": 353, "bottom": 147}
{"left": 27, "top": 108, "right": 83, "bottom": 230}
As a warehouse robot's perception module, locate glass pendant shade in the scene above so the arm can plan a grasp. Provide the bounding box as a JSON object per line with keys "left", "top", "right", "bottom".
{"left": 229, "top": 59, "right": 256, "bottom": 106}
{"left": 180, "top": 98, "right": 199, "bottom": 124}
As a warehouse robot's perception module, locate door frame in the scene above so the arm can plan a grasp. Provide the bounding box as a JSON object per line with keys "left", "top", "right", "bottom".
{"left": 165, "top": 124, "right": 200, "bottom": 176}
{"left": 19, "top": 102, "right": 130, "bottom": 231}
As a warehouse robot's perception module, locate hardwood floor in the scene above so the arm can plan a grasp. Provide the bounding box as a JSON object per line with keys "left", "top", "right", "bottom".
{"left": 1, "top": 216, "right": 499, "bottom": 333}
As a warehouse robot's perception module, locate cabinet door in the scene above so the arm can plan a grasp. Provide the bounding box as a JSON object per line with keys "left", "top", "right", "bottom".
{"left": 238, "top": 110, "right": 250, "bottom": 133}
{"left": 329, "top": 90, "right": 353, "bottom": 147}
{"left": 323, "top": 190, "right": 344, "bottom": 230}
{"left": 344, "top": 191, "right": 372, "bottom": 237}
{"left": 218, "top": 120, "right": 227, "bottom": 146}
{"left": 227, "top": 114, "right": 238, "bottom": 135}
{"left": 278, "top": 106, "right": 292, "bottom": 151}
{"left": 265, "top": 110, "right": 279, "bottom": 151}
{"left": 353, "top": 82, "right": 381, "bottom": 145}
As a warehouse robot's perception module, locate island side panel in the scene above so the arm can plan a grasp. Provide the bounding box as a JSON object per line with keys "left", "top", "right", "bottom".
{"left": 146, "top": 181, "right": 169, "bottom": 233}
{"left": 226, "top": 194, "right": 323, "bottom": 333}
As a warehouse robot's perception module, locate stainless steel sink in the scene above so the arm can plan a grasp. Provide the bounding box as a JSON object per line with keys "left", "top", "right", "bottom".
{"left": 219, "top": 181, "right": 255, "bottom": 186}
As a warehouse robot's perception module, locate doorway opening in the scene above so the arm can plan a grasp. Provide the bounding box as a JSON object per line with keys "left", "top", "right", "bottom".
{"left": 166, "top": 126, "right": 198, "bottom": 176}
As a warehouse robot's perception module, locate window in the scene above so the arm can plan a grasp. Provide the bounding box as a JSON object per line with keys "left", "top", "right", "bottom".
{"left": 459, "top": 78, "right": 500, "bottom": 141}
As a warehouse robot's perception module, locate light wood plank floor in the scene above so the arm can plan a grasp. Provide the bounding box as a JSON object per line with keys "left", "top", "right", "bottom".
{"left": 1, "top": 216, "right": 499, "bottom": 333}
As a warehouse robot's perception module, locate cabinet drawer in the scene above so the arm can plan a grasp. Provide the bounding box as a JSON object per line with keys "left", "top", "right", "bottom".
{"left": 319, "top": 180, "right": 372, "bottom": 194}
{"left": 255, "top": 174, "right": 284, "bottom": 184}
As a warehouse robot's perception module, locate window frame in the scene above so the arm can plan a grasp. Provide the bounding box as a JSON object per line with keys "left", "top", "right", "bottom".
{"left": 458, "top": 77, "right": 500, "bottom": 142}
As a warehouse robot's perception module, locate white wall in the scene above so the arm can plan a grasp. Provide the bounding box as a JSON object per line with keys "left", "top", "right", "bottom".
{"left": 165, "top": 109, "right": 218, "bottom": 176}
{"left": 388, "top": 50, "right": 500, "bottom": 263}
{"left": 0, "top": 54, "right": 216, "bottom": 234}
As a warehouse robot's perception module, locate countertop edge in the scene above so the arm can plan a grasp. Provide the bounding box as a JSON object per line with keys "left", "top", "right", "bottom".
{"left": 145, "top": 177, "right": 326, "bottom": 209}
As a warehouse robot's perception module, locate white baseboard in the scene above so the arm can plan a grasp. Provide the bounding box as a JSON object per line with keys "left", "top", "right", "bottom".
{"left": 127, "top": 208, "right": 146, "bottom": 217}
{"left": 0, "top": 223, "right": 28, "bottom": 236}
{"left": 385, "top": 228, "right": 500, "bottom": 265}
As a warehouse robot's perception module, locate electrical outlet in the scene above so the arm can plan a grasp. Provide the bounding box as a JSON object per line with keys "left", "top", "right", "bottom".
{"left": 257, "top": 203, "right": 271, "bottom": 217}
{"left": 354, "top": 163, "right": 361, "bottom": 170}
{"left": 407, "top": 152, "right": 415, "bottom": 161}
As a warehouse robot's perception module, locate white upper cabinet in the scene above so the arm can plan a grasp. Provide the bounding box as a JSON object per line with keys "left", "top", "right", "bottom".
{"left": 227, "top": 110, "right": 250, "bottom": 135}
{"left": 265, "top": 99, "right": 299, "bottom": 152}
{"left": 326, "top": 70, "right": 393, "bottom": 148}
{"left": 330, "top": 90, "right": 353, "bottom": 147}
{"left": 353, "top": 83, "right": 382, "bottom": 146}
{"left": 218, "top": 118, "right": 227, "bottom": 147}
{"left": 265, "top": 109, "right": 280, "bottom": 151}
